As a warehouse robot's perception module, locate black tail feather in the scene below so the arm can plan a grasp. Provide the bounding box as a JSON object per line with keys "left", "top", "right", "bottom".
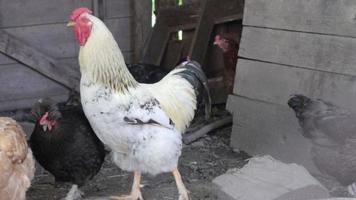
{"left": 176, "top": 61, "right": 212, "bottom": 120}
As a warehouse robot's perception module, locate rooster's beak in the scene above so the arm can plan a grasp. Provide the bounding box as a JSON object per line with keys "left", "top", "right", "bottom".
{"left": 67, "top": 21, "right": 76, "bottom": 27}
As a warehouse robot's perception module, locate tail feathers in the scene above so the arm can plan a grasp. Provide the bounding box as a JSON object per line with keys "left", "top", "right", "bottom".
{"left": 175, "top": 61, "right": 212, "bottom": 120}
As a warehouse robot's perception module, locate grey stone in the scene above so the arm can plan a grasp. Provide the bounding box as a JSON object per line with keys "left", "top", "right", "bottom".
{"left": 212, "top": 156, "right": 329, "bottom": 200}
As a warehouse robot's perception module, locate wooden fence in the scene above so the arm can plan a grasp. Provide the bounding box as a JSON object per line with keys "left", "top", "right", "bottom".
{"left": 0, "top": 0, "right": 147, "bottom": 111}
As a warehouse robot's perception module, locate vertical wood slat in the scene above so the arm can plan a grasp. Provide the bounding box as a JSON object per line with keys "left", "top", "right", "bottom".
{"left": 132, "top": 0, "right": 152, "bottom": 63}
{"left": 188, "top": 0, "right": 214, "bottom": 63}
{"left": 141, "top": 19, "right": 171, "bottom": 65}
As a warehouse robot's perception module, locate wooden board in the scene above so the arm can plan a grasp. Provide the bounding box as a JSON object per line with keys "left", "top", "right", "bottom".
{"left": 0, "top": 0, "right": 92, "bottom": 28}
{"left": 189, "top": 0, "right": 215, "bottom": 63}
{"left": 57, "top": 50, "right": 134, "bottom": 69}
{"left": 2, "top": 19, "right": 131, "bottom": 61}
{"left": 141, "top": 20, "right": 171, "bottom": 65}
{"left": 4, "top": 23, "right": 77, "bottom": 58}
{"left": 0, "top": 63, "right": 68, "bottom": 101}
{"left": 226, "top": 95, "right": 320, "bottom": 173}
{"left": 0, "top": 53, "right": 15, "bottom": 65}
{"left": 0, "top": 29, "right": 80, "bottom": 91}
{"left": 0, "top": 95, "right": 68, "bottom": 112}
{"left": 234, "top": 59, "right": 356, "bottom": 110}
{"left": 0, "top": 0, "right": 134, "bottom": 111}
{"left": 132, "top": 0, "right": 153, "bottom": 62}
{"left": 105, "top": 0, "right": 131, "bottom": 18}
{"left": 157, "top": 3, "right": 200, "bottom": 31}
{"left": 239, "top": 27, "right": 356, "bottom": 76}
{"left": 104, "top": 18, "right": 132, "bottom": 52}
{"left": 243, "top": 0, "right": 356, "bottom": 37}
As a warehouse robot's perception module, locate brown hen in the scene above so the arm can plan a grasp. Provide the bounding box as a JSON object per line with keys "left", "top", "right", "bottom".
{"left": 0, "top": 117, "right": 35, "bottom": 200}
{"left": 214, "top": 34, "right": 239, "bottom": 94}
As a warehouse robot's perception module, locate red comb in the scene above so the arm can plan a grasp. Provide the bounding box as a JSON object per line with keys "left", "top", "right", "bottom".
{"left": 70, "top": 7, "right": 92, "bottom": 21}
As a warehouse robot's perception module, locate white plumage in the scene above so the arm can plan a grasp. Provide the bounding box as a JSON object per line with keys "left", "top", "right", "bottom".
{"left": 80, "top": 78, "right": 186, "bottom": 175}
{"left": 70, "top": 8, "right": 210, "bottom": 200}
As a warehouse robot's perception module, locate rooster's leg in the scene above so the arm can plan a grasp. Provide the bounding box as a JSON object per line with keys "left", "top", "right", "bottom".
{"left": 110, "top": 171, "right": 143, "bottom": 200}
{"left": 173, "top": 169, "right": 190, "bottom": 200}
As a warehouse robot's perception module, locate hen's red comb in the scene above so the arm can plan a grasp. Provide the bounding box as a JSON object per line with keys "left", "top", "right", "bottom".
{"left": 70, "top": 7, "right": 92, "bottom": 21}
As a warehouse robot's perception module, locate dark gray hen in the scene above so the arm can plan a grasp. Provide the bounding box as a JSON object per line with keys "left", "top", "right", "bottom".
{"left": 30, "top": 98, "right": 106, "bottom": 200}
{"left": 288, "top": 94, "right": 356, "bottom": 195}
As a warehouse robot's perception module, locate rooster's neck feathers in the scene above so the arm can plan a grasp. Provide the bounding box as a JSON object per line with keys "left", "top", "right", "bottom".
{"left": 79, "top": 15, "right": 138, "bottom": 92}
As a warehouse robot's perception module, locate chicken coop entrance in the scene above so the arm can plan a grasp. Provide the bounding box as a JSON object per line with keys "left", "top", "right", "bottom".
{"left": 143, "top": 0, "right": 244, "bottom": 104}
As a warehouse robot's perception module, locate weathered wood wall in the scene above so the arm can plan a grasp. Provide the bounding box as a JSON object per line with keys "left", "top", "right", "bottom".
{"left": 0, "top": 0, "right": 144, "bottom": 111}
{"left": 227, "top": 0, "right": 356, "bottom": 173}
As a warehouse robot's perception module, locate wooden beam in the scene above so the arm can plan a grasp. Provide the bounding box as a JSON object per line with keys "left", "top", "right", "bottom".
{"left": 141, "top": 19, "right": 171, "bottom": 65}
{"left": 141, "top": 0, "right": 243, "bottom": 65}
{"left": 0, "top": 30, "right": 80, "bottom": 91}
{"left": 188, "top": 0, "right": 215, "bottom": 63}
{"left": 93, "top": 0, "right": 105, "bottom": 20}
{"left": 239, "top": 26, "right": 356, "bottom": 76}
{"left": 243, "top": 0, "right": 356, "bottom": 37}
{"left": 157, "top": 1, "right": 242, "bottom": 32}
{"left": 132, "top": 0, "right": 152, "bottom": 63}
{"left": 157, "top": 3, "right": 200, "bottom": 29}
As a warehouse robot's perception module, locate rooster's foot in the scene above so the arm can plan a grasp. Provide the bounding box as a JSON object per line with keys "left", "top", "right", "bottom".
{"left": 110, "top": 193, "right": 143, "bottom": 200}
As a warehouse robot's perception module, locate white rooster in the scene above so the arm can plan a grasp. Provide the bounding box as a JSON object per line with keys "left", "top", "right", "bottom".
{"left": 67, "top": 7, "right": 211, "bottom": 200}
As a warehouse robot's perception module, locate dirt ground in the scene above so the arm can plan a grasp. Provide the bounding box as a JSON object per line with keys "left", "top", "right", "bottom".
{"left": 7, "top": 106, "right": 350, "bottom": 199}
{"left": 26, "top": 124, "right": 249, "bottom": 200}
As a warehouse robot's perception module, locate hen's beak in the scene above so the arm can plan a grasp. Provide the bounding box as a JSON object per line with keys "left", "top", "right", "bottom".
{"left": 67, "top": 21, "right": 76, "bottom": 27}
{"left": 42, "top": 124, "right": 48, "bottom": 132}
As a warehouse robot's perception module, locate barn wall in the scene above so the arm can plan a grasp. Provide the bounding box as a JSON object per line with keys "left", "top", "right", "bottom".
{"left": 227, "top": 0, "right": 356, "bottom": 173}
{"left": 0, "top": 0, "right": 135, "bottom": 111}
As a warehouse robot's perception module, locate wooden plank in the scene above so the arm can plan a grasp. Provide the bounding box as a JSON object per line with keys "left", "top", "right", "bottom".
{"left": 210, "top": 0, "right": 244, "bottom": 24}
{"left": 104, "top": 18, "right": 133, "bottom": 52}
{"left": 243, "top": 0, "right": 356, "bottom": 37}
{"left": 0, "top": 30, "right": 80, "bottom": 91}
{"left": 105, "top": 0, "right": 131, "bottom": 18}
{"left": 132, "top": 0, "right": 152, "bottom": 62}
{"left": 57, "top": 51, "right": 134, "bottom": 67}
{"left": 234, "top": 59, "right": 356, "bottom": 110}
{"left": 157, "top": 3, "right": 201, "bottom": 30}
{"left": 0, "top": 95, "right": 68, "bottom": 112}
{"left": 0, "top": 63, "right": 68, "bottom": 101}
{"left": 226, "top": 95, "right": 320, "bottom": 173}
{"left": 157, "top": 0, "right": 242, "bottom": 32}
{"left": 141, "top": 19, "right": 171, "bottom": 65}
{"left": 4, "top": 23, "right": 77, "bottom": 58}
{"left": 0, "top": 0, "right": 92, "bottom": 28}
{"left": 189, "top": 0, "right": 215, "bottom": 63}
{"left": 239, "top": 27, "right": 356, "bottom": 76}
{"left": 0, "top": 53, "right": 16, "bottom": 65}
{"left": 2, "top": 17, "right": 131, "bottom": 60}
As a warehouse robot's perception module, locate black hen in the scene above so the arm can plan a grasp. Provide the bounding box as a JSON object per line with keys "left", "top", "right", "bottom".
{"left": 29, "top": 98, "right": 106, "bottom": 200}
{"left": 288, "top": 95, "right": 356, "bottom": 196}
{"left": 127, "top": 63, "right": 168, "bottom": 83}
